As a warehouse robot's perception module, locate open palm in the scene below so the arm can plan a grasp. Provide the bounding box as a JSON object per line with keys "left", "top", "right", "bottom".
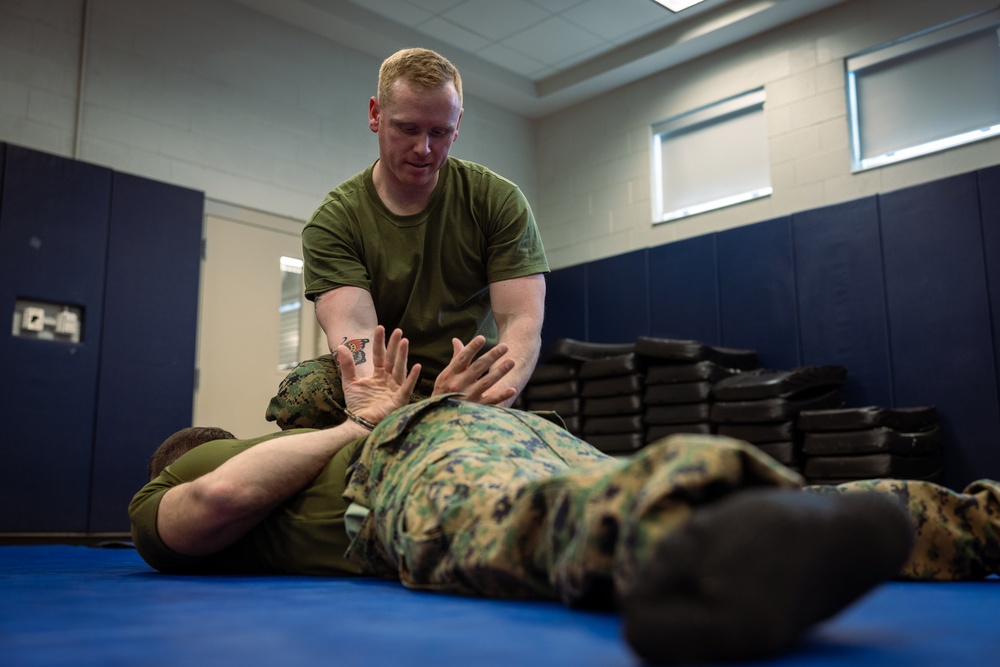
{"left": 338, "top": 326, "right": 421, "bottom": 427}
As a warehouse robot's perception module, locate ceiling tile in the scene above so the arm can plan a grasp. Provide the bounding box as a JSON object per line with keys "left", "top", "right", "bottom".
{"left": 417, "top": 17, "right": 492, "bottom": 51}
{"left": 398, "top": 0, "right": 467, "bottom": 14}
{"left": 502, "top": 15, "right": 606, "bottom": 66}
{"left": 444, "top": 0, "right": 552, "bottom": 41}
{"left": 341, "top": 0, "right": 429, "bottom": 24}
{"left": 562, "top": 0, "right": 678, "bottom": 41}
{"left": 524, "top": 0, "right": 589, "bottom": 12}
{"left": 476, "top": 42, "right": 548, "bottom": 77}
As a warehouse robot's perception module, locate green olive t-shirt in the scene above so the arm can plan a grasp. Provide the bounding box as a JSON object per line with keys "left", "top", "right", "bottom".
{"left": 129, "top": 430, "right": 364, "bottom": 576}
{"left": 301, "top": 157, "right": 549, "bottom": 375}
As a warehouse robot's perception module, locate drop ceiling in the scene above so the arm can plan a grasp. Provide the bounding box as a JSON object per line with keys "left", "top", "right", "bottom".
{"left": 229, "top": 0, "right": 849, "bottom": 117}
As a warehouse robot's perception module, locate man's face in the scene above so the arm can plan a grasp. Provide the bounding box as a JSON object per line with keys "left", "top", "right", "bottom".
{"left": 369, "top": 78, "right": 463, "bottom": 191}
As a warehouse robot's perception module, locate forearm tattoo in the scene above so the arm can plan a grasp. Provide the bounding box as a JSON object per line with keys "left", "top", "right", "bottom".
{"left": 335, "top": 337, "right": 370, "bottom": 366}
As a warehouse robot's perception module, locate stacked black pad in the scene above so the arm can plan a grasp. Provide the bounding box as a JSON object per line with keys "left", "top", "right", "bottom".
{"left": 798, "top": 406, "right": 943, "bottom": 484}
{"left": 519, "top": 338, "right": 636, "bottom": 437}
{"left": 518, "top": 361, "right": 583, "bottom": 435}
{"left": 580, "top": 351, "right": 646, "bottom": 455}
{"left": 635, "top": 336, "right": 757, "bottom": 442}
{"left": 712, "top": 366, "right": 848, "bottom": 470}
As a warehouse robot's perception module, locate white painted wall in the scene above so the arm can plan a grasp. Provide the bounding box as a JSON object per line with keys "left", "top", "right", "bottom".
{"left": 535, "top": 0, "right": 1000, "bottom": 269}
{"left": 2, "top": 0, "right": 997, "bottom": 269}
{"left": 0, "top": 0, "right": 535, "bottom": 220}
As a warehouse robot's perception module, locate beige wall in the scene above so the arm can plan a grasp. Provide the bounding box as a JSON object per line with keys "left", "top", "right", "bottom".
{"left": 0, "top": 0, "right": 536, "bottom": 219}
{"left": 534, "top": 0, "right": 1000, "bottom": 270}
{"left": 4, "top": 0, "right": 1000, "bottom": 422}
{"left": 4, "top": 0, "right": 997, "bottom": 267}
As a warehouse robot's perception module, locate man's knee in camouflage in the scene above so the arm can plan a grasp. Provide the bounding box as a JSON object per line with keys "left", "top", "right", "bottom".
{"left": 266, "top": 355, "right": 348, "bottom": 430}
{"left": 266, "top": 354, "right": 438, "bottom": 430}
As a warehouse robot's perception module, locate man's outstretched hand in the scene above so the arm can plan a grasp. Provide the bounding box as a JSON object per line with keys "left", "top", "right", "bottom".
{"left": 432, "top": 336, "right": 517, "bottom": 406}
{"left": 338, "top": 326, "right": 421, "bottom": 427}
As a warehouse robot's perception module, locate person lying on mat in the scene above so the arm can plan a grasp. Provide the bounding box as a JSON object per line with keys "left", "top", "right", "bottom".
{"left": 131, "top": 326, "right": 1000, "bottom": 665}
{"left": 264, "top": 46, "right": 548, "bottom": 432}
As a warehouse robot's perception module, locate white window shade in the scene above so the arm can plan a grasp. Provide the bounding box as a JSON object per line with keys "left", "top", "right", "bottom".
{"left": 278, "top": 256, "right": 304, "bottom": 371}
{"left": 847, "top": 10, "right": 1000, "bottom": 171}
{"left": 652, "top": 88, "right": 771, "bottom": 223}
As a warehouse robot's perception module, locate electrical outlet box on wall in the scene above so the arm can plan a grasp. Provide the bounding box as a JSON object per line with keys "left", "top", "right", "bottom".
{"left": 12, "top": 299, "right": 83, "bottom": 343}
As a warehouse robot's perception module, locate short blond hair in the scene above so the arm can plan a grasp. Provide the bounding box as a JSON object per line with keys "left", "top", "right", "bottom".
{"left": 377, "top": 48, "right": 463, "bottom": 108}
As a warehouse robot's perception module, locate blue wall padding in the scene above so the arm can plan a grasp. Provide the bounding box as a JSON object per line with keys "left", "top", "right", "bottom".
{"left": 879, "top": 173, "right": 1000, "bottom": 489}
{"left": 0, "top": 147, "right": 113, "bottom": 531}
{"left": 978, "top": 165, "right": 1000, "bottom": 409}
{"left": 542, "top": 262, "right": 589, "bottom": 351}
{"left": 793, "top": 197, "right": 892, "bottom": 407}
{"left": 648, "top": 233, "right": 720, "bottom": 344}
{"left": 586, "top": 250, "right": 651, "bottom": 343}
{"left": 717, "top": 216, "right": 800, "bottom": 369}
{"left": 90, "top": 172, "right": 204, "bottom": 532}
{"left": 544, "top": 167, "right": 1000, "bottom": 488}
{"left": 0, "top": 144, "right": 203, "bottom": 534}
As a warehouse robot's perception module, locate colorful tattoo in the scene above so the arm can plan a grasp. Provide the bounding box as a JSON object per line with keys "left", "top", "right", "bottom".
{"left": 340, "top": 337, "right": 370, "bottom": 366}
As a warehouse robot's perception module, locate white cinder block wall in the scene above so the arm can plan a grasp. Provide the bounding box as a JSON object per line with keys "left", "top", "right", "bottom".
{"left": 2, "top": 0, "right": 998, "bottom": 272}
{"left": 535, "top": 0, "right": 1000, "bottom": 269}
{"left": 0, "top": 0, "right": 535, "bottom": 221}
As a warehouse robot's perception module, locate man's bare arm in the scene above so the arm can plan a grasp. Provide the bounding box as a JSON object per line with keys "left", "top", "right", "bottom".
{"left": 156, "top": 327, "right": 419, "bottom": 557}
{"left": 429, "top": 274, "right": 544, "bottom": 407}
{"left": 314, "top": 286, "right": 379, "bottom": 377}
{"left": 156, "top": 422, "right": 370, "bottom": 556}
{"left": 481, "top": 273, "right": 546, "bottom": 406}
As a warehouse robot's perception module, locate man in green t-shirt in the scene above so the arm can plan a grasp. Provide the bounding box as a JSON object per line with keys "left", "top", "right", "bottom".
{"left": 265, "top": 47, "right": 548, "bottom": 431}
{"left": 133, "top": 327, "right": 1000, "bottom": 665}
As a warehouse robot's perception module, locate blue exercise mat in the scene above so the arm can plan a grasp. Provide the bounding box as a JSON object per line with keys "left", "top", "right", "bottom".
{"left": 1, "top": 545, "right": 997, "bottom": 666}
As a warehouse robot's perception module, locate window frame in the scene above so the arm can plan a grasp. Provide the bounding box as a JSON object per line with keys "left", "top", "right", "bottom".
{"left": 650, "top": 87, "right": 772, "bottom": 224}
{"left": 845, "top": 9, "right": 1000, "bottom": 172}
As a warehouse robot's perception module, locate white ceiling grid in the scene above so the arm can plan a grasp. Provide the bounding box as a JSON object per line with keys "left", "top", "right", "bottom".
{"left": 230, "top": 0, "right": 850, "bottom": 116}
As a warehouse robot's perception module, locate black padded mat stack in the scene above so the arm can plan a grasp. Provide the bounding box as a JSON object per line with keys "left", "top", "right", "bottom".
{"left": 580, "top": 350, "right": 646, "bottom": 455}
{"left": 798, "top": 406, "right": 944, "bottom": 484}
{"left": 517, "top": 361, "right": 584, "bottom": 435}
{"left": 635, "top": 336, "right": 758, "bottom": 442}
{"left": 518, "top": 338, "right": 636, "bottom": 438}
{"left": 711, "top": 366, "right": 848, "bottom": 472}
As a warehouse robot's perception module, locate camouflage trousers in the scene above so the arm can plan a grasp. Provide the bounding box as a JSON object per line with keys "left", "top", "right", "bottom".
{"left": 343, "top": 395, "right": 803, "bottom": 605}
{"left": 806, "top": 478, "right": 1000, "bottom": 580}
{"left": 265, "top": 355, "right": 437, "bottom": 430}
{"left": 342, "top": 396, "right": 1000, "bottom": 605}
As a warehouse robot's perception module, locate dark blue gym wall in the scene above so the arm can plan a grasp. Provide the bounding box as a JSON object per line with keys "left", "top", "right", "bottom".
{"left": 89, "top": 172, "right": 204, "bottom": 532}
{"left": 0, "top": 144, "right": 203, "bottom": 535}
{"left": 0, "top": 146, "right": 114, "bottom": 533}
{"left": 543, "top": 166, "right": 1000, "bottom": 491}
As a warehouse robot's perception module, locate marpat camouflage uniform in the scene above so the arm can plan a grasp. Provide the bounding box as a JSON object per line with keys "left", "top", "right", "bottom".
{"left": 341, "top": 395, "right": 999, "bottom": 602}
{"left": 343, "top": 395, "right": 803, "bottom": 604}
{"left": 265, "top": 354, "right": 436, "bottom": 430}
{"left": 807, "top": 478, "right": 1000, "bottom": 580}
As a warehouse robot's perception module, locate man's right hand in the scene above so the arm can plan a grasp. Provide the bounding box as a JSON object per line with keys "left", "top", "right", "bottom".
{"left": 338, "top": 326, "right": 421, "bottom": 427}
{"left": 432, "top": 336, "right": 517, "bottom": 405}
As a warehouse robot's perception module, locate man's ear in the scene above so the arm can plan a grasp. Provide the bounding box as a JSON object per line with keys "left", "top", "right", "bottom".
{"left": 369, "top": 97, "right": 380, "bottom": 133}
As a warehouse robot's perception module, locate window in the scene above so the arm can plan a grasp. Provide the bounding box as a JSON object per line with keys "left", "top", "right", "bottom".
{"left": 651, "top": 88, "right": 771, "bottom": 224}
{"left": 846, "top": 9, "right": 1000, "bottom": 172}
{"left": 278, "top": 256, "right": 304, "bottom": 370}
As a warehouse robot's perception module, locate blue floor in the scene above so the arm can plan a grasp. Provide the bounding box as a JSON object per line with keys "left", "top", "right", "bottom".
{"left": 1, "top": 545, "right": 998, "bottom": 666}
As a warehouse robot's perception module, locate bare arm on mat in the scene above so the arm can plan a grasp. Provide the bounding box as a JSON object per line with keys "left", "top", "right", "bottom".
{"left": 156, "top": 327, "right": 418, "bottom": 557}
